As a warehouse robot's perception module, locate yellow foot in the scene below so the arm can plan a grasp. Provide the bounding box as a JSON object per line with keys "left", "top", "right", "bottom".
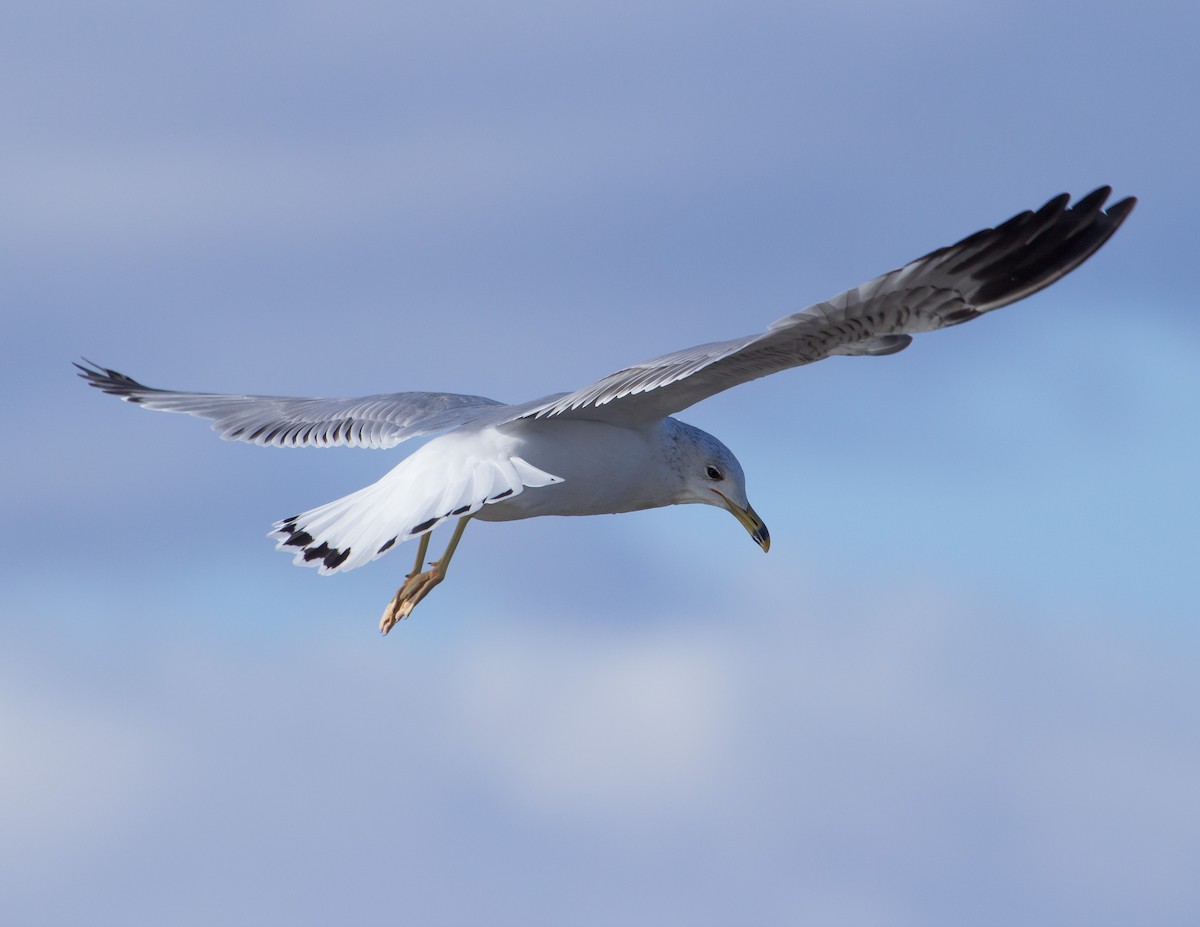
{"left": 379, "top": 565, "right": 443, "bottom": 634}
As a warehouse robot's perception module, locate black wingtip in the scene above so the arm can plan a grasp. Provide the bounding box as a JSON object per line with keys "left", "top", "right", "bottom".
{"left": 1041, "top": 192, "right": 1072, "bottom": 214}
{"left": 1068, "top": 186, "right": 1112, "bottom": 223}
{"left": 73, "top": 357, "right": 103, "bottom": 381}
{"left": 1106, "top": 195, "right": 1137, "bottom": 224}
{"left": 968, "top": 186, "right": 1136, "bottom": 310}
{"left": 74, "top": 358, "right": 156, "bottom": 401}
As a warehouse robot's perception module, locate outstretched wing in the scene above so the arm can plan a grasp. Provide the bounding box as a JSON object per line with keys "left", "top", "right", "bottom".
{"left": 76, "top": 360, "right": 508, "bottom": 449}
{"left": 523, "top": 187, "right": 1135, "bottom": 422}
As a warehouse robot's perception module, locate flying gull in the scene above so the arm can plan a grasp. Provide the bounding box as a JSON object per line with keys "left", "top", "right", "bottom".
{"left": 78, "top": 187, "right": 1135, "bottom": 632}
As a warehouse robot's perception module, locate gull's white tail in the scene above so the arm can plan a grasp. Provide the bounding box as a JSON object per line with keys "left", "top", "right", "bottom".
{"left": 270, "top": 441, "right": 561, "bottom": 574}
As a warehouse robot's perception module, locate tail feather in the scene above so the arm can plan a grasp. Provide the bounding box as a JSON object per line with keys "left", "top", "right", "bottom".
{"left": 269, "top": 453, "right": 561, "bottom": 574}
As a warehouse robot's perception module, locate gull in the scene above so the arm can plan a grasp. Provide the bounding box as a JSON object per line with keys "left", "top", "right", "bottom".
{"left": 78, "top": 187, "right": 1135, "bottom": 632}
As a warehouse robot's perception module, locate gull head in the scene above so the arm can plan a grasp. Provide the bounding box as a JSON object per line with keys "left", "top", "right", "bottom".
{"left": 667, "top": 420, "right": 770, "bottom": 552}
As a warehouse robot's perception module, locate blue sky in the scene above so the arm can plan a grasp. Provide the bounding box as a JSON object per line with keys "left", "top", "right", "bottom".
{"left": 3, "top": 1, "right": 1198, "bottom": 924}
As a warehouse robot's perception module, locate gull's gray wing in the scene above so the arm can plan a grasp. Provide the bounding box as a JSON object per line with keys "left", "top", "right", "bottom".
{"left": 76, "top": 360, "right": 509, "bottom": 448}
{"left": 522, "top": 187, "right": 1135, "bottom": 423}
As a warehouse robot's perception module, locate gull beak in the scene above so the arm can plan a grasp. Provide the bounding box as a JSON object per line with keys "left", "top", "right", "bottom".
{"left": 713, "top": 490, "right": 770, "bottom": 552}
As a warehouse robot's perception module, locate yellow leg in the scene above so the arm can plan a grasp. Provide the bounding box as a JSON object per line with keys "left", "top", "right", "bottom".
{"left": 407, "top": 531, "right": 431, "bottom": 579}
{"left": 379, "top": 516, "right": 471, "bottom": 634}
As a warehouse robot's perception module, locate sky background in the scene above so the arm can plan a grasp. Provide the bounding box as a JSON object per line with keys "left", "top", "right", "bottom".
{"left": 3, "top": 1, "right": 1198, "bottom": 924}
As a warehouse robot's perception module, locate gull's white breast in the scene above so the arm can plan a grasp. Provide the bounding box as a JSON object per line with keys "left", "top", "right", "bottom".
{"left": 476, "top": 418, "right": 680, "bottom": 522}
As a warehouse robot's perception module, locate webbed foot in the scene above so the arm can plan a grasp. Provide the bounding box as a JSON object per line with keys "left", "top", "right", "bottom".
{"left": 379, "top": 564, "right": 443, "bottom": 633}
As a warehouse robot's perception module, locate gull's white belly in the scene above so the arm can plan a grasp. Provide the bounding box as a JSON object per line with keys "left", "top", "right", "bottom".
{"left": 472, "top": 417, "right": 676, "bottom": 522}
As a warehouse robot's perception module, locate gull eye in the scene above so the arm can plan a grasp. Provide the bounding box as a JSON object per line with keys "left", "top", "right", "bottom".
{"left": 706, "top": 466, "right": 724, "bottom": 481}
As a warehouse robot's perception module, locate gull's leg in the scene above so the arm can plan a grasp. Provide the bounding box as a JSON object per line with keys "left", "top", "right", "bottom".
{"left": 379, "top": 516, "right": 471, "bottom": 634}
{"left": 407, "top": 531, "right": 432, "bottom": 582}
